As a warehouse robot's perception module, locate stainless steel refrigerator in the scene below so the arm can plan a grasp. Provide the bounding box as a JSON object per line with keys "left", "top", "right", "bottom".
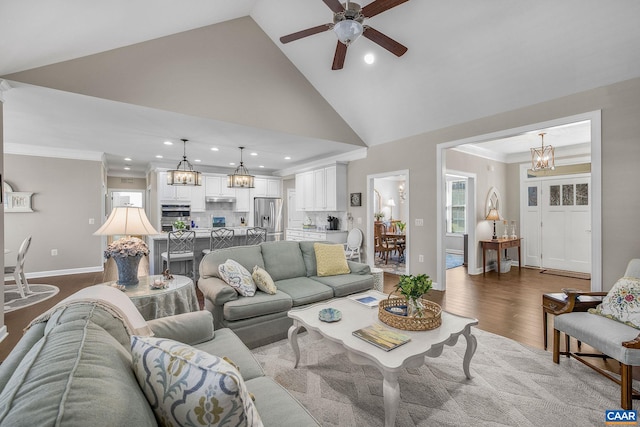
{"left": 254, "top": 197, "right": 283, "bottom": 241}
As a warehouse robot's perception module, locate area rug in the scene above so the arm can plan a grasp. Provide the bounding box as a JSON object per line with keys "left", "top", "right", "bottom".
{"left": 446, "top": 253, "right": 464, "bottom": 269}
{"left": 252, "top": 328, "right": 632, "bottom": 426}
{"left": 540, "top": 269, "right": 591, "bottom": 280}
{"left": 4, "top": 284, "right": 59, "bottom": 313}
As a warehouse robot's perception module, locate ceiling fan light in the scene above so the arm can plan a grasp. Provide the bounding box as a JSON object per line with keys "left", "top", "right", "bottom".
{"left": 333, "top": 20, "right": 363, "bottom": 45}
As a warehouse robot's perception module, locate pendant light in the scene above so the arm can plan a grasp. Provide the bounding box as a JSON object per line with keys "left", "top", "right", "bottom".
{"left": 227, "top": 147, "right": 254, "bottom": 189}
{"left": 530, "top": 133, "right": 555, "bottom": 171}
{"left": 167, "top": 139, "right": 202, "bottom": 186}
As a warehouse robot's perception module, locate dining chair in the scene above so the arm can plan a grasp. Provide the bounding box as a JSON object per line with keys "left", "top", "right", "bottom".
{"left": 245, "top": 227, "right": 267, "bottom": 246}
{"left": 202, "top": 228, "right": 235, "bottom": 256}
{"left": 161, "top": 230, "right": 196, "bottom": 279}
{"left": 344, "top": 228, "right": 363, "bottom": 262}
{"left": 4, "top": 236, "right": 32, "bottom": 298}
{"left": 374, "top": 222, "right": 396, "bottom": 264}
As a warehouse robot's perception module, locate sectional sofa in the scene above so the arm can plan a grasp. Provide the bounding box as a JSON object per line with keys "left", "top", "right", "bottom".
{"left": 0, "top": 285, "right": 319, "bottom": 426}
{"left": 198, "top": 240, "right": 374, "bottom": 348}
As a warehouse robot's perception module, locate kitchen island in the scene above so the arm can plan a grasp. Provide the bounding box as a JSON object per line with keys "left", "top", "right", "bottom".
{"left": 148, "top": 228, "right": 251, "bottom": 279}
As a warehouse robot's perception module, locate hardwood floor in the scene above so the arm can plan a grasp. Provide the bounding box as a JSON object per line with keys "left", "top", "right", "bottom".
{"left": 1, "top": 262, "right": 591, "bottom": 363}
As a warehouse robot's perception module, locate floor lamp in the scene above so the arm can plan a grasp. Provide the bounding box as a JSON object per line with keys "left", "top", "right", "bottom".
{"left": 388, "top": 198, "right": 396, "bottom": 221}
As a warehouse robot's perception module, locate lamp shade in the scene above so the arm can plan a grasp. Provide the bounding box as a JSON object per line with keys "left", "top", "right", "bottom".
{"left": 485, "top": 208, "right": 500, "bottom": 221}
{"left": 387, "top": 198, "right": 396, "bottom": 207}
{"left": 94, "top": 207, "right": 159, "bottom": 236}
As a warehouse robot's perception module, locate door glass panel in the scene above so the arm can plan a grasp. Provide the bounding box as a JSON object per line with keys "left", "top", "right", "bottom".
{"left": 576, "top": 183, "right": 589, "bottom": 205}
{"left": 549, "top": 185, "right": 560, "bottom": 206}
{"left": 562, "top": 185, "right": 574, "bottom": 206}
{"left": 528, "top": 187, "right": 538, "bottom": 207}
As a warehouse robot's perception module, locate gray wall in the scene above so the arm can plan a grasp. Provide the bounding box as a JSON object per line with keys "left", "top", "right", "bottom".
{"left": 4, "top": 154, "right": 103, "bottom": 275}
{"left": 349, "top": 77, "right": 640, "bottom": 290}
{"left": 106, "top": 176, "right": 146, "bottom": 190}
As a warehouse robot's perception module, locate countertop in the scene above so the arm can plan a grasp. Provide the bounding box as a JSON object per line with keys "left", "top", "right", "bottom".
{"left": 286, "top": 228, "right": 348, "bottom": 234}
{"left": 149, "top": 227, "right": 252, "bottom": 240}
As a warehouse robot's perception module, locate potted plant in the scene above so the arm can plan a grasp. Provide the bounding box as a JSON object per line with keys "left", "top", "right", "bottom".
{"left": 104, "top": 237, "right": 150, "bottom": 286}
{"left": 397, "top": 222, "right": 406, "bottom": 233}
{"left": 395, "top": 274, "right": 433, "bottom": 318}
{"left": 374, "top": 212, "right": 385, "bottom": 221}
{"left": 173, "top": 220, "right": 186, "bottom": 230}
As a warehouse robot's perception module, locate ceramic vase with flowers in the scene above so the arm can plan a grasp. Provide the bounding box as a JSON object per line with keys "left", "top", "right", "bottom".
{"left": 395, "top": 274, "right": 433, "bottom": 318}
{"left": 104, "top": 237, "right": 149, "bottom": 286}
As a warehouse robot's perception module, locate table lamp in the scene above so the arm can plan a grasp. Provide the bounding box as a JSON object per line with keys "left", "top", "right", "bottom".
{"left": 388, "top": 198, "right": 396, "bottom": 221}
{"left": 94, "top": 207, "right": 159, "bottom": 286}
{"left": 485, "top": 208, "right": 500, "bottom": 240}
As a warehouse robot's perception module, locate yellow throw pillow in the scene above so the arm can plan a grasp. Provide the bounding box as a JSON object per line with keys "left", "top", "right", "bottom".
{"left": 314, "top": 243, "right": 351, "bottom": 277}
{"left": 252, "top": 266, "right": 277, "bottom": 294}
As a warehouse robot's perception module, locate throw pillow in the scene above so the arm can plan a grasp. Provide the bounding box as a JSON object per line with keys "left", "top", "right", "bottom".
{"left": 252, "top": 266, "right": 277, "bottom": 295}
{"left": 314, "top": 243, "right": 351, "bottom": 277}
{"left": 589, "top": 276, "right": 640, "bottom": 329}
{"left": 219, "top": 259, "right": 256, "bottom": 297}
{"left": 131, "top": 336, "right": 263, "bottom": 427}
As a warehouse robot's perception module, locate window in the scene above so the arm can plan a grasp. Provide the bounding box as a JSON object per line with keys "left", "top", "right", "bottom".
{"left": 446, "top": 179, "right": 467, "bottom": 234}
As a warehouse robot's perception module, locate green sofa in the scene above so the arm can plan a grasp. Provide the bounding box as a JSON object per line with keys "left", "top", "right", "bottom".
{"left": 0, "top": 292, "right": 319, "bottom": 426}
{"left": 198, "top": 240, "right": 374, "bottom": 348}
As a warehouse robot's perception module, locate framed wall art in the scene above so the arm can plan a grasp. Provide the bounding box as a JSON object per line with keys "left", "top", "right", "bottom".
{"left": 350, "top": 192, "right": 362, "bottom": 207}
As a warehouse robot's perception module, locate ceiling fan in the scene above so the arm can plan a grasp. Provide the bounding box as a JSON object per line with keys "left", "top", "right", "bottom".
{"left": 279, "top": 0, "right": 409, "bottom": 70}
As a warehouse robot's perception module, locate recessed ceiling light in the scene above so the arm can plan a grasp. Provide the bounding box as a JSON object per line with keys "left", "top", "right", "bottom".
{"left": 229, "top": 162, "right": 236, "bottom": 166}
{"left": 124, "top": 157, "right": 132, "bottom": 161}
{"left": 155, "top": 155, "right": 163, "bottom": 159}
{"left": 211, "top": 147, "right": 219, "bottom": 151}
{"left": 259, "top": 165, "right": 265, "bottom": 168}
{"left": 364, "top": 53, "right": 375, "bottom": 65}
{"left": 164, "top": 141, "right": 173, "bottom": 145}
{"left": 194, "top": 159, "right": 201, "bottom": 162}
{"left": 250, "top": 152, "right": 258, "bottom": 156}
{"left": 124, "top": 166, "right": 131, "bottom": 170}
{"left": 284, "top": 156, "right": 291, "bottom": 160}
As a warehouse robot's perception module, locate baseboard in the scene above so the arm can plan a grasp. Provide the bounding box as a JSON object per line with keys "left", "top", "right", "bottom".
{"left": 0, "top": 325, "right": 7, "bottom": 344}
{"left": 22, "top": 266, "right": 104, "bottom": 280}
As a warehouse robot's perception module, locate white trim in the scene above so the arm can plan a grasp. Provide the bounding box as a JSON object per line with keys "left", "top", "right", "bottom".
{"left": 0, "top": 79, "right": 11, "bottom": 103}
{"left": 437, "top": 110, "right": 602, "bottom": 292}
{"left": 4, "top": 143, "right": 104, "bottom": 161}
{"left": 0, "top": 326, "right": 7, "bottom": 344}
{"left": 277, "top": 148, "right": 368, "bottom": 177}
{"left": 23, "top": 266, "right": 103, "bottom": 279}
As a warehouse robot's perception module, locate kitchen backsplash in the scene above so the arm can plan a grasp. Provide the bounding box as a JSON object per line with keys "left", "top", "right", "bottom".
{"left": 191, "top": 203, "right": 246, "bottom": 228}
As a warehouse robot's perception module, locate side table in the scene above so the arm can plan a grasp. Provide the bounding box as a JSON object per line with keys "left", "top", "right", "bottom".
{"left": 542, "top": 292, "right": 603, "bottom": 350}
{"left": 105, "top": 275, "right": 199, "bottom": 320}
{"left": 480, "top": 238, "right": 522, "bottom": 275}
{"left": 371, "top": 267, "right": 384, "bottom": 292}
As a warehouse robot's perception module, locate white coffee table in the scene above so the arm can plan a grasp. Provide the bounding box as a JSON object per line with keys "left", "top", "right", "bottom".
{"left": 288, "top": 290, "right": 478, "bottom": 427}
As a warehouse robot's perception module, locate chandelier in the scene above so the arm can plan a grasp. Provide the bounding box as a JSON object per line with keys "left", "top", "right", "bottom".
{"left": 227, "top": 147, "right": 254, "bottom": 189}
{"left": 530, "top": 133, "right": 555, "bottom": 171}
{"left": 167, "top": 139, "right": 202, "bottom": 186}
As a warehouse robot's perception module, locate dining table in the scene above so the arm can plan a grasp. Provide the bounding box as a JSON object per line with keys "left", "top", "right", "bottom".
{"left": 383, "top": 232, "right": 406, "bottom": 262}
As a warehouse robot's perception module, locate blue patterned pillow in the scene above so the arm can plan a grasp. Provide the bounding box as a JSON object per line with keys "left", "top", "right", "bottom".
{"left": 589, "top": 277, "right": 640, "bottom": 329}
{"left": 131, "top": 336, "right": 263, "bottom": 427}
{"left": 218, "top": 259, "right": 256, "bottom": 297}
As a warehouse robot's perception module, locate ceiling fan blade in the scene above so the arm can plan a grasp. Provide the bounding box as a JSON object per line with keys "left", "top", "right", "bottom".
{"left": 362, "top": 0, "right": 409, "bottom": 18}
{"left": 363, "top": 26, "right": 408, "bottom": 57}
{"left": 280, "top": 24, "right": 332, "bottom": 44}
{"left": 332, "top": 41, "right": 348, "bottom": 70}
{"left": 323, "top": 0, "right": 344, "bottom": 13}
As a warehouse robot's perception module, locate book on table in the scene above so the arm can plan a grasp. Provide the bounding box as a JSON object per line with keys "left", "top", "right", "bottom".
{"left": 348, "top": 293, "right": 384, "bottom": 307}
{"left": 352, "top": 323, "right": 411, "bottom": 351}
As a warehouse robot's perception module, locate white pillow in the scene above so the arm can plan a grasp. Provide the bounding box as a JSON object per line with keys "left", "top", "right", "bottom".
{"left": 252, "top": 266, "right": 277, "bottom": 295}
{"left": 589, "top": 276, "right": 640, "bottom": 329}
{"left": 218, "top": 259, "right": 256, "bottom": 297}
{"left": 131, "top": 336, "right": 263, "bottom": 427}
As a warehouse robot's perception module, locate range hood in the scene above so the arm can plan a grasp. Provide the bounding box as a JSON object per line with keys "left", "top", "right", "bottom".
{"left": 205, "top": 196, "right": 236, "bottom": 203}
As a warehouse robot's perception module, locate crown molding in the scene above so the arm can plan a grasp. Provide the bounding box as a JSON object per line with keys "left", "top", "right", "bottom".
{"left": 4, "top": 142, "right": 104, "bottom": 161}
{"left": 275, "top": 147, "right": 368, "bottom": 177}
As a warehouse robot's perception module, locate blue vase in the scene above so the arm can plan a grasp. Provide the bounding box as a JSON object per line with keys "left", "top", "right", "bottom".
{"left": 114, "top": 254, "right": 142, "bottom": 286}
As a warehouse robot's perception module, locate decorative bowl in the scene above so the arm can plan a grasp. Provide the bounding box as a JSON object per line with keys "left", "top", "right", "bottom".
{"left": 319, "top": 307, "right": 342, "bottom": 323}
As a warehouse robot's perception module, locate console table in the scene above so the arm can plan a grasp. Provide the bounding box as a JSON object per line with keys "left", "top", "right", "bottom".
{"left": 480, "top": 238, "right": 522, "bottom": 275}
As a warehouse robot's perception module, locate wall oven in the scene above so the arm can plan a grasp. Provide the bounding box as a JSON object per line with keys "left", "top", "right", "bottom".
{"left": 161, "top": 204, "right": 191, "bottom": 232}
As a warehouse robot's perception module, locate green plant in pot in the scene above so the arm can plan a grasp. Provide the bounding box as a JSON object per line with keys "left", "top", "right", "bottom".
{"left": 374, "top": 212, "right": 385, "bottom": 221}
{"left": 395, "top": 274, "right": 433, "bottom": 318}
{"left": 397, "top": 222, "right": 406, "bottom": 233}
{"left": 173, "top": 220, "right": 186, "bottom": 230}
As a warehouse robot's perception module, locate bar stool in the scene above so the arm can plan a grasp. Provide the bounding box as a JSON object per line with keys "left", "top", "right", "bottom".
{"left": 245, "top": 227, "right": 267, "bottom": 246}
{"left": 161, "top": 230, "right": 196, "bottom": 279}
{"left": 202, "top": 227, "right": 235, "bottom": 255}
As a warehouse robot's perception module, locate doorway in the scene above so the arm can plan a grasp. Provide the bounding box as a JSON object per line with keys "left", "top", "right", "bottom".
{"left": 436, "top": 111, "right": 602, "bottom": 292}
{"left": 367, "top": 170, "right": 409, "bottom": 276}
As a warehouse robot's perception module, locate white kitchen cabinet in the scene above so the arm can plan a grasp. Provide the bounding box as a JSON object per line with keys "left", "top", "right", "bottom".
{"left": 254, "top": 177, "right": 282, "bottom": 197}
{"left": 205, "top": 175, "right": 235, "bottom": 197}
{"left": 285, "top": 228, "right": 347, "bottom": 243}
{"left": 295, "top": 164, "right": 346, "bottom": 212}
{"left": 235, "top": 188, "right": 251, "bottom": 212}
{"left": 190, "top": 184, "right": 206, "bottom": 212}
{"left": 295, "top": 171, "right": 314, "bottom": 211}
{"left": 158, "top": 171, "right": 191, "bottom": 202}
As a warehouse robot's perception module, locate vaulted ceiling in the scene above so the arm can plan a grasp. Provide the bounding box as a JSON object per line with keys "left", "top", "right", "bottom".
{"left": 2, "top": 0, "right": 639, "bottom": 176}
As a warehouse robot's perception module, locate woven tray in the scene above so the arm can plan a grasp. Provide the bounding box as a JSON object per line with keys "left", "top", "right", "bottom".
{"left": 378, "top": 297, "right": 442, "bottom": 331}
